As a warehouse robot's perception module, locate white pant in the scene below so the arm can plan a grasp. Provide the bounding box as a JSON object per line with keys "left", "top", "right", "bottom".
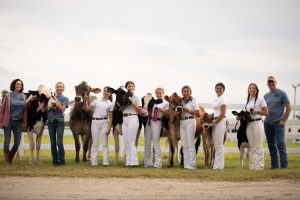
{"left": 180, "top": 119, "right": 196, "bottom": 169}
{"left": 122, "top": 115, "right": 139, "bottom": 166}
{"left": 212, "top": 118, "right": 226, "bottom": 170}
{"left": 91, "top": 120, "right": 109, "bottom": 166}
{"left": 151, "top": 120, "right": 163, "bottom": 168}
{"left": 246, "top": 121, "right": 264, "bottom": 170}
{"left": 144, "top": 123, "right": 153, "bottom": 167}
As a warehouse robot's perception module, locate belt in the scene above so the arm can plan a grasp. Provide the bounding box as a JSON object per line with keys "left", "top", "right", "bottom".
{"left": 123, "top": 113, "right": 138, "bottom": 117}
{"left": 152, "top": 118, "right": 162, "bottom": 121}
{"left": 180, "top": 116, "right": 194, "bottom": 120}
{"left": 10, "top": 117, "right": 21, "bottom": 121}
{"left": 93, "top": 117, "right": 108, "bottom": 120}
{"left": 248, "top": 118, "right": 262, "bottom": 122}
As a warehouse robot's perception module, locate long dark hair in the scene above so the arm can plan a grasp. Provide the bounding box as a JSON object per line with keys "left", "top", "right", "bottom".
{"left": 10, "top": 79, "right": 24, "bottom": 93}
{"left": 103, "top": 86, "right": 113, "bottom": 102}
{"left": 246, "top": 83, "right": 259, "bottom": 107}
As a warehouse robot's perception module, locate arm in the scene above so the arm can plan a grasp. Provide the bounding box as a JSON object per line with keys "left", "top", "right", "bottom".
{"left": 183, "top": 107, "right": 200, "bottom": 117}
{"left": 212, "top": 104, "right": 226, "bottom": 126}
{"left": 83, "top": 96, "right": 94, "bottom": 112}
{"left": 53, "top": 96, "right": 67, "bottom": 114}
{"left": 106, "top": 111, "right": 113, "bottom": 135}
{"left": 279, "top": 103, "right": 291, "bottom": 127}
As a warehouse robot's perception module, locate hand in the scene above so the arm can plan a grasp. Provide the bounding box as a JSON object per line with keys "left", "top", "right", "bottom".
{"left": 278, "top": 120, "right": 285, "bottom": 127}
{"left": 236, "top": 116, "right": 241, "bottom": 121}
{"left": 209, "top": 122, "right": 215, "bottom": 127}
{"left": 105, "top": 128, "right": 111, "bottom": 136}
{"left": 83, "top": 96, "right": 89, "bottom": 101}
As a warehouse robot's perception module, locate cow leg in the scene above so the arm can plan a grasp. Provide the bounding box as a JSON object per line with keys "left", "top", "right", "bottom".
{"left": 113, "top": 126, "right": 120, "bottom": 166}
{"left": 87, "top": 138, "right": 92, "bottom": 161}
{"left": 167, "top": 136, "right": 174, "bottom": 167}
{"left": 28, "top": 130, "right": 35, "bottom": 164}
{"left": 180, "top": 147, "right": 184, "bottom": 168}
{"left": 73, "top": 133, "right": 80, "bottom": 163}
{"left": 195, "top": 137, "right": 201, "bottom": 154}
{"left": 135, "top": 127, "right": 142, "bottom": 147}
{"left": 36, "top": 131, "right": 43, "bottom": 164}
{"left": 82, "top": 132, "right": 91, "bottom": 163}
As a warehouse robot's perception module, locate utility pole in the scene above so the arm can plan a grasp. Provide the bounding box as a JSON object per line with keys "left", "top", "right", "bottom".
{"left": 292, "top": 83, "right": 300, "bottom": 119}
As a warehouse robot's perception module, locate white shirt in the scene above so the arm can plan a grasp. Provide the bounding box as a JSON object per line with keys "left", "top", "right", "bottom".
{"left": 181, "top": 98, "right": 199, "bottom": 118}
{"left": 246, "top": 96, "right": 267, "bottom": 120}
{"left": 123, "top": 94, "right": 141, "bottom": 114}
{"left": 91, "top": 99, "right": 114, "bottom": 118}
{"left": 212, "top": 95, "right": 227, "bottom": 117}
{"left": 152, "top": 100, "right": 169, "bottom": 119}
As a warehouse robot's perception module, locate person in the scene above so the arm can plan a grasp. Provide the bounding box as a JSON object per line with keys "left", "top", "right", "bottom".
{"left": 0, "top": 79, "right": 28, "bottom": 165}
{"left": 144, "top": 87, "right": 169, "bottom": 168}
{"left": 121, "top": 81, "right": 146, "bottom": 167}
{"left": 47, "top": 82, "right": 69, "bottom": 166}
{"left": 180, "top": 85, "right": 200, "bottom": 169}
{"left": 264, "top": 76, "right": 291, "bottom": 169}
{"left": 84, "top": 86, "right": 113, "bottom": 166}
{"left": 244, "top": 83, "right": 269, "bottom": 170}
{"left": 210, "top": 82, "right": 227, "bottom": 170}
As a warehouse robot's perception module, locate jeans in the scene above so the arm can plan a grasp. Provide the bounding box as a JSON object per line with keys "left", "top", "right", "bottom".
{"left": 3, "top": 120, "right": 22, "bottom": 158}
{"left": 48, "top": 121, "right": 65, "bottom": 165}
{"left": 264, "top": 121, "right": 288, "bottom": 168}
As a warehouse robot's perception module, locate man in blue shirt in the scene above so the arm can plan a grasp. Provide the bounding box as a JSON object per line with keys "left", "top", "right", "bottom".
{"left": 264, "top": 76, "right": 291, "bottom": 169}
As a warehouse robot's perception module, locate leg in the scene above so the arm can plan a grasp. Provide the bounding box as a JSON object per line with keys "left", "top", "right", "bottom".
{"left": 3, "top": 123, "right": 12, "bottom": 164}
{"left": 91, "top": 120, "right": 100, "bottom": 165}
{"left": 48, "top": 122, "right": 58, "bottom": 165}
{"left": 212, "top": 119, "right": 226, "bottom": 170}
{"left": 36, "top": 130, "right": 44, "bottom": 164}
{"left": 27, "top": 130, "right": 35, "bottom": 164}
{"left": 113, "top": 126, "right": 120, "bottom": 165}
{"left": 73, "top": 133, "right": 81, "bottom": 163}
{"left": 100, "top": 121, "right": 109, "bottom": 166}
{"left": 274, "top": 123, "right": 288, "bottom": 168}
{"left": 9, "top": 121, "right": 22, "bottom": 163}
{"left": 144, "top": 124, "right": 153, "bottom": 167}
{"left": 127, "top": 116, "right": 139, "bottom": 166}
{"left": 151, "top": 121, "right": 162, "bottom": 168}
{"left": 264, "top": 122, "right": 278, "bottom": 168}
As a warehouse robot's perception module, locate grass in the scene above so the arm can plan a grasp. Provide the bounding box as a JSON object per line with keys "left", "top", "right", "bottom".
{"left": 0, "top": 149, "right": 300, "bottom": 181}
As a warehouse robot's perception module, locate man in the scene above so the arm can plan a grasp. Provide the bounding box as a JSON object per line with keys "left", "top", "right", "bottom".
{"left": 264, "top": 76, "right": 291, "bottom": 169}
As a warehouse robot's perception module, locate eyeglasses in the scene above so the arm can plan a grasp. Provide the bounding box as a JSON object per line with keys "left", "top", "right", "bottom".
{"left": 268, "top": 80, "right": 274, "bottom": 84}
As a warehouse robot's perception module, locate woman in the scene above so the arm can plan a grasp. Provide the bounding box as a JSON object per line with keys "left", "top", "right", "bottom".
{"left": 245, "top": 83, "right": 268, "bottom": 170}
{"left": 84, "top": 86, "right": 113, "bottom": 166}
{"left": 144, "top": 87, "right": 169, "bottom": 168}
{"left": 180, "top": 85, "right": 200, "bottom": 169}
{"left": 0, "top": 79, "right": 27, "bottom": 165}
{"left": 122, "top": 81, "right": 146, "bottom": 167}
{"left": 211, "top": 82, "right": 227, "bottom": 170}
{"left": 47, "top": 82, "right": 69, "bottom": 166}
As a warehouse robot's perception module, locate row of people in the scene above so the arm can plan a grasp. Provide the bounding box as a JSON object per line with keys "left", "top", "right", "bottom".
{"left": 0, "top": 76, "right": 291, "bottom": 170}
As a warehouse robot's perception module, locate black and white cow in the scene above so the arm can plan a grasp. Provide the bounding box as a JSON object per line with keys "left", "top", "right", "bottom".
{"left": 25, "top": 85, "right": 53, "bottom": 164}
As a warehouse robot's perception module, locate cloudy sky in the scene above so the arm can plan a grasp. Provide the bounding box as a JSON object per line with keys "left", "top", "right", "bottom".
{"left": 0, "top": 0, "right": 299, "bottom": 106}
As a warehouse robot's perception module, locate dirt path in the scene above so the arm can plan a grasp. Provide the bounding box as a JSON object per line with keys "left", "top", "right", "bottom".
{"left": 0, "top": 177, "right": 299, "bottom": 200}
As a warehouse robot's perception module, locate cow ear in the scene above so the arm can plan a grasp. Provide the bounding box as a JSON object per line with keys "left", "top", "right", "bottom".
{"left": 164, "top": 95, "right": 170, "bottom": 102}
{"left": 91, "top": 88, "right": 101, "bottom": 94}
{"left": 199, "top": 105, "right": 205, "bottom": 117}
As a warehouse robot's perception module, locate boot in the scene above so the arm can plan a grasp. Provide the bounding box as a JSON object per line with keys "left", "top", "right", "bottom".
{"left": 8, "top": 151, "right": 15, "bottom": 164}
{"left": 3, "top": 152, "right": 10, "bottom": 165}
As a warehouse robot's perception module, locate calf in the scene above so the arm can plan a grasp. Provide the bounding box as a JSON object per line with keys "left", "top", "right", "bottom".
{"left": 232, "top": 110, "right": 251, "bottom": 168}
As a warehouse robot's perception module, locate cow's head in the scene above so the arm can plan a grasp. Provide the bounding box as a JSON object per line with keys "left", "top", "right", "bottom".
{"left": 26, "top": 85, "right": 52, "bottom": 111}
{"left": 164, "top": 92, "right": 183, "bottom": 112}
{"left": 74, "top": 81, "right": 101, "bottom": 103}
{"left": 107, "top": 86, "right": 132, "bottom": 108}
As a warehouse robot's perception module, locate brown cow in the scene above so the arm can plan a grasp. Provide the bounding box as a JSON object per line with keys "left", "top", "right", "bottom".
{"left": 199, "top": 106, "right": 227, "bottom": 168}
{"left": 164, "top": 92, "right": 203, "bottom": 167}
{"left": 69, "top": 81, "right": 101, "bottom": 163}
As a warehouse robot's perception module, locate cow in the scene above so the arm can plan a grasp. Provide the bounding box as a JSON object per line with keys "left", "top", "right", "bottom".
{"left": 232, "top": 110, "right": 251, "bottom": 168}
{"left": 164, "top": 92, "right": 203, "bottom": 167}
{"left": 69, "top": 81, "right": 101, "bottom": 163}
{"left": 25, "top": 85, "right": 53, "bottom": 164}
{"left": 200, "top": 107, "right": 227, "bottom": 168}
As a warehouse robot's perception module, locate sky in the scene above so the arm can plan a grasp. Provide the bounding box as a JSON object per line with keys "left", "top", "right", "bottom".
{"left": 0, "top": 0, "right": 300, "bottom": 108}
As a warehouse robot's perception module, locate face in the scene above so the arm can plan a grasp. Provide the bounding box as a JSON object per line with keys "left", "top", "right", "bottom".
{"left": 248, "top": 85, "right": 257, "bottom": 97}
{"left": 267, "top": 80, "right": 276, "bottom": 91}
{"left": 103, "top": 87, "right": 112, "bottom": 99}
{"left": 182, "top": 88, "right": 191, "bottom": 99}
{"left": 215, "top": 86, "right": 224, "bottom": 97}
{"left": 126, "top": 83, "right": 135, "bottom": 94}
{"left": 14, "top": 81, "right": 23, "bottom": 92}
{"left": 56, "top": 83, "right": 64, "bottom": 95}
{"left": 155, "top": 89, "right": 164, "bottom": 99}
